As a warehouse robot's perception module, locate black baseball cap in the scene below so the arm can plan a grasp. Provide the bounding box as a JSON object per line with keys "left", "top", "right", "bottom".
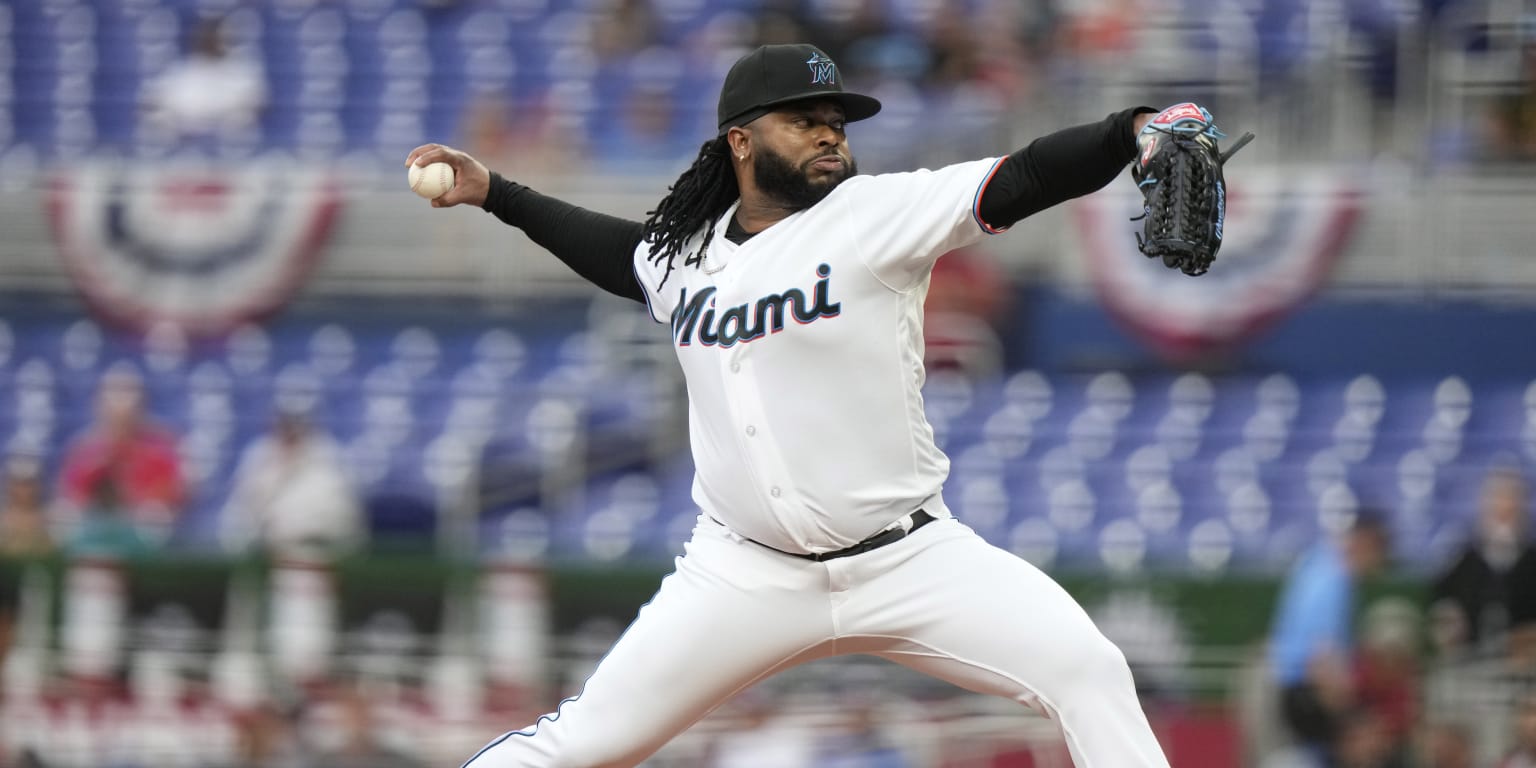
{"left": 716, "top": 44, "right": 882, "bottom": 134}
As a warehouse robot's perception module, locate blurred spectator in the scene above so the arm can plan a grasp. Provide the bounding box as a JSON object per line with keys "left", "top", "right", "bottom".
{"left": 1482, "top": 42, "right": 1536, "bottom": 163}
{"left": 311, "top": 684, "right": 421, "bottom": 768}
{"left": 142, "top": 16, "right": 268, "bottom": 152}
{"left": 221, "top": 404, "right": 363, "bottom": 562}
{"left": 64, "top": 473, "right": 156, "bottom": 558}
{"left": 56, "top": 365, "right": 185, "bottom": 546}
{"left": 459, "top": 95, "right": 583, "bottom": 179}
{"left": 707, "top": 692, "right": 818, "bottom": 767}
{"left": 1353, "top": 599, "right": 1422, "bottom": 764}
{"left": 1334, "top": 708, "right": 1405, "bottom": 768}
{"left": 1500, "top": 693, "right": 1536, "bottom": 768}
{"left": 792, "top": 0, "right": 890, "bottom": 72}
{"left": 1345, "top": 0, "right": 1406, "bottom": 135}
{"left": 752, "top": 9, "right": 811, "bottom": 47}
{"left": 0, "top": 457, "right": 52, "bottom": 558}
{"left": 228, "top": 702, "right": 304, "bottom": 768}
{"left": 1431, "top": 466, "right": 1536, "bottom": 658}
{"left": 1056, "top": 0, "right": 1136, "bottom": 58}
{"left": 816, "top": 699, "right": 911, "bottom": 767}
{"left": 589, "top": 79, "right": 700, "bottom": 173}
{"left": 1267, "top": 510, "right": 1391, "bottom": 761}
{"left": 591, "top": 0, "right": 661, "bottom": 61}
{"left": 1422, "top": 721, "right": 1476, "bottom": 768}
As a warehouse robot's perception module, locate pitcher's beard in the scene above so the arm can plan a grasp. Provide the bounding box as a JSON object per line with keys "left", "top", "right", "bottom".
{"left": 753, "top": 146, "right": 858, "bottom": 211}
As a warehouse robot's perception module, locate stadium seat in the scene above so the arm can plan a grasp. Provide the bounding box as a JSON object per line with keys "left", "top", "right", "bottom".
{"left": 1065, "top": 409, "right": 1118, "bottom": 461}
{"left": 307, "top": 323, "right": 358, "bottom": 380}
{"left": 1154, "top": 411, "right": 1204, "bottom": 462}
{"left": 1254, "top": 373, "right": 1302, "bottom": 425}
{"left": 1097, "top": 518, "right": 1148, "bottom": 574}
{"left": 1212, "top": 446, "right": 1261, "bottom": 496}
{"left": 953, "top": 474, "right": 1011, "bottom": 540}
{"left": 272, "top": 362, "right": 324, "bottom": 418}
{"left": 390, "top": 326, "right": 441, "bottom": 381}
{"left": 469, "top": 327, "right": 528, "bottom": 382}
{"left": 581, "top": 506, "right": 638, "bottom": 562}
{"left": 1135, "top": 480, "right": 1184, "bottom": 536}
{"left": 224, "top": 324, "right": 273, "bottom": 378}
{"left": 1007, "top": 516, "right": 1061, "bottom": 570}
{"left": 1001, "top": 371, "right": 1054, "bottom": 417}
{"left": 1169, "top": 372, "right": 1217, "bottom": 425}
{"left": 358, "top": 374, "right": 416, "bottom": 448}
{"left": 1225, "top": 481, "right": 1273, "bottom": 538}
{"left": 1085, "top": 370, "right": 1136, "bottom": 425}
{"left": 1184, "top": 516, "right": 1236, "bottom": 573}
{"left": 1047, "top": 477, "right": 1096, "bottom": 535}
{"left": 492, "top": 506, "right": 553, "bottom": 561}
{"left": 1241, "top": 409, "right": 1291, "bottom": 463}
{"left": 184, "top": 360, "right": 235, "bottom": 435}
{"left": 979, "top": 403, "right": 1038, "bottom": 460}
{"left": 6, "top": 358, "right": 57, "bottom": 460}
{"left": 1330, "top": 411, "right": 1379, "bottom": 464}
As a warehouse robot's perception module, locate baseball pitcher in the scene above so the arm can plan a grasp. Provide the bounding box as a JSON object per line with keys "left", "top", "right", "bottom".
{"left": 410, "top": 43, "right": 1247, "bottom": 768}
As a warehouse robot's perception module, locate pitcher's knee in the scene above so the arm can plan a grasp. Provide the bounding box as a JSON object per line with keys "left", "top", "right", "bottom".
{"left": 1056, "top": 634, "right": 1137, "bottom": 703}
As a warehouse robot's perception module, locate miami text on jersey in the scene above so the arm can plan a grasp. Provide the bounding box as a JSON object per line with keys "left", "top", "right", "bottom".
{"left": 672, "top": 264, "right": 842, "bottom": 348}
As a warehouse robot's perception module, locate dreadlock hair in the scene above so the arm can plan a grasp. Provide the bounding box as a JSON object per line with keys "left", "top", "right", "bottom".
{"left": 642, "top": 135, "right": 739, "bottom": 291}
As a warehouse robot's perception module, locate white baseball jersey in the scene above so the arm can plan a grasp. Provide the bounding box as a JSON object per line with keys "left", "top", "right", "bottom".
{"left": 632, "top": 157, "right": 1009, "bottom": 555}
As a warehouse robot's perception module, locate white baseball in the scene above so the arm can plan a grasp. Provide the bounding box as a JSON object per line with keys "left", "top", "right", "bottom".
{"left": 409, "top": 162, "right": 456, "bottom": 199}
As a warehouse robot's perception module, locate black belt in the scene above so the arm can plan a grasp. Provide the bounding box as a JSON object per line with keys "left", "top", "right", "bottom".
{"left": 732, "top": 509, "right": 938, "bottom": 562}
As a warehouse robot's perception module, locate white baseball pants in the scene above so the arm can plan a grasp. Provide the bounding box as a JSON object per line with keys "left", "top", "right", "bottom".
{"left": 461, "top": 514, "right": 1171, "bottom": 768}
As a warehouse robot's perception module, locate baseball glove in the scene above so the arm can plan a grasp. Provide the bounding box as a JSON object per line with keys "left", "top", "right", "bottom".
{"left": 1130, "top": 103, "right": 1255, "bottom": 277}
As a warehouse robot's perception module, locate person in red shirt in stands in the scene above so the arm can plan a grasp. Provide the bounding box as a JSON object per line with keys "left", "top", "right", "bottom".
{"left": 56, "top": 364, "right": 185, "bottom": 545}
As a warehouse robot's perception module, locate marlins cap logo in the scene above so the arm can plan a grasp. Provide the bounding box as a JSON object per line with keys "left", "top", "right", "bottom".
{"left": 806, "top": 51, "right": 837, "bottom": 85}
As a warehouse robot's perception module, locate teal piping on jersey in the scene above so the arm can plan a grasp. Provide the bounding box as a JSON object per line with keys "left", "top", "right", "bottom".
{"left": 458, "top": 570, "right": 680, "bottom": 767}
{"left": 970, "top": 157, "right": 1011, "bottom": 235}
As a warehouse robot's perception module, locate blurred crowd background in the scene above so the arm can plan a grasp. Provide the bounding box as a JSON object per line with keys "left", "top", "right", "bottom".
{"left": 1, "top": 0, "right": 1536, "bottom": 766}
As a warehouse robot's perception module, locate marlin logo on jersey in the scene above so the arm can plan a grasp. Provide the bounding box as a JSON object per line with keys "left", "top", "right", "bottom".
{"left": 806, "top": 52, "right": 837, "bottom": 86}
{"left": 672, "top": 264, "right": 841, "bottom": 348}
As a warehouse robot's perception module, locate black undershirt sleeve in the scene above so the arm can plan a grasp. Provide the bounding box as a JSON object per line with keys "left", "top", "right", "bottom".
{"left": 480, "top": 172, "right": 648, "bottom": 303}
{"left": 976, "top": 106, "right": 1157, "bottom": 230}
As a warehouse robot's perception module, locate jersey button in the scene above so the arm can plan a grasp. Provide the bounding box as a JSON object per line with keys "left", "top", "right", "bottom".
{"left": 745, "top": 425, "right": 756, "bottom": 436}
{"left": 770, "top": 487, "right": 782, "bottom": 498}
{"left": 730, "top": 362, "right": 741, "bottom": 373}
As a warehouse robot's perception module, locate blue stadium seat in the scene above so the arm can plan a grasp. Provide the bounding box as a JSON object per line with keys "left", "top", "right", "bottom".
{"left": 224, "top": 323, "right": 273, "bottom": 378}
{"left": 1183, "top": 515, "right": 1236, "bottom": 573}
{"left": 1007, "top": 516, "right": 1061, "bottom": 570}
{"left": 951, "top": 474, "right": 1011, "bottom": 540}
{"left": 489, "top": 506, "right": 553, "bottom": 561}
{"left": 1064, "top": 409, "right": 1119, "bottom": 462}
{"left": 390, "top": 326, "right": 442, "bottom": 381}
{"left": 1096, "top": 517, "right": 1148, "bottom": 574}
{"left": 1134, "top": 479, "right": 1184, "bottom": 538}
{"left": 1241, "top": 409, "right": 1292, "bottom": 463}
{"left": 54, "top": 319, "right": 105, "bottom": 387}
{"left": 979, "top": 402, "right": 1039, "bottom": 461}
{"left": 1084, "top": 370, "right": 1136, "bottom": 426}
{"left": 1046, "top": 477, "right": 1096, "bottom": 539}
{"left": 5, "top": 358, "right": 58, "bottom": 458}
{"left": 178, "top": 360, "right": 233, "bottom": 433}
{"left": 307, "top": 322, "right": 358, "bottom": 379}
